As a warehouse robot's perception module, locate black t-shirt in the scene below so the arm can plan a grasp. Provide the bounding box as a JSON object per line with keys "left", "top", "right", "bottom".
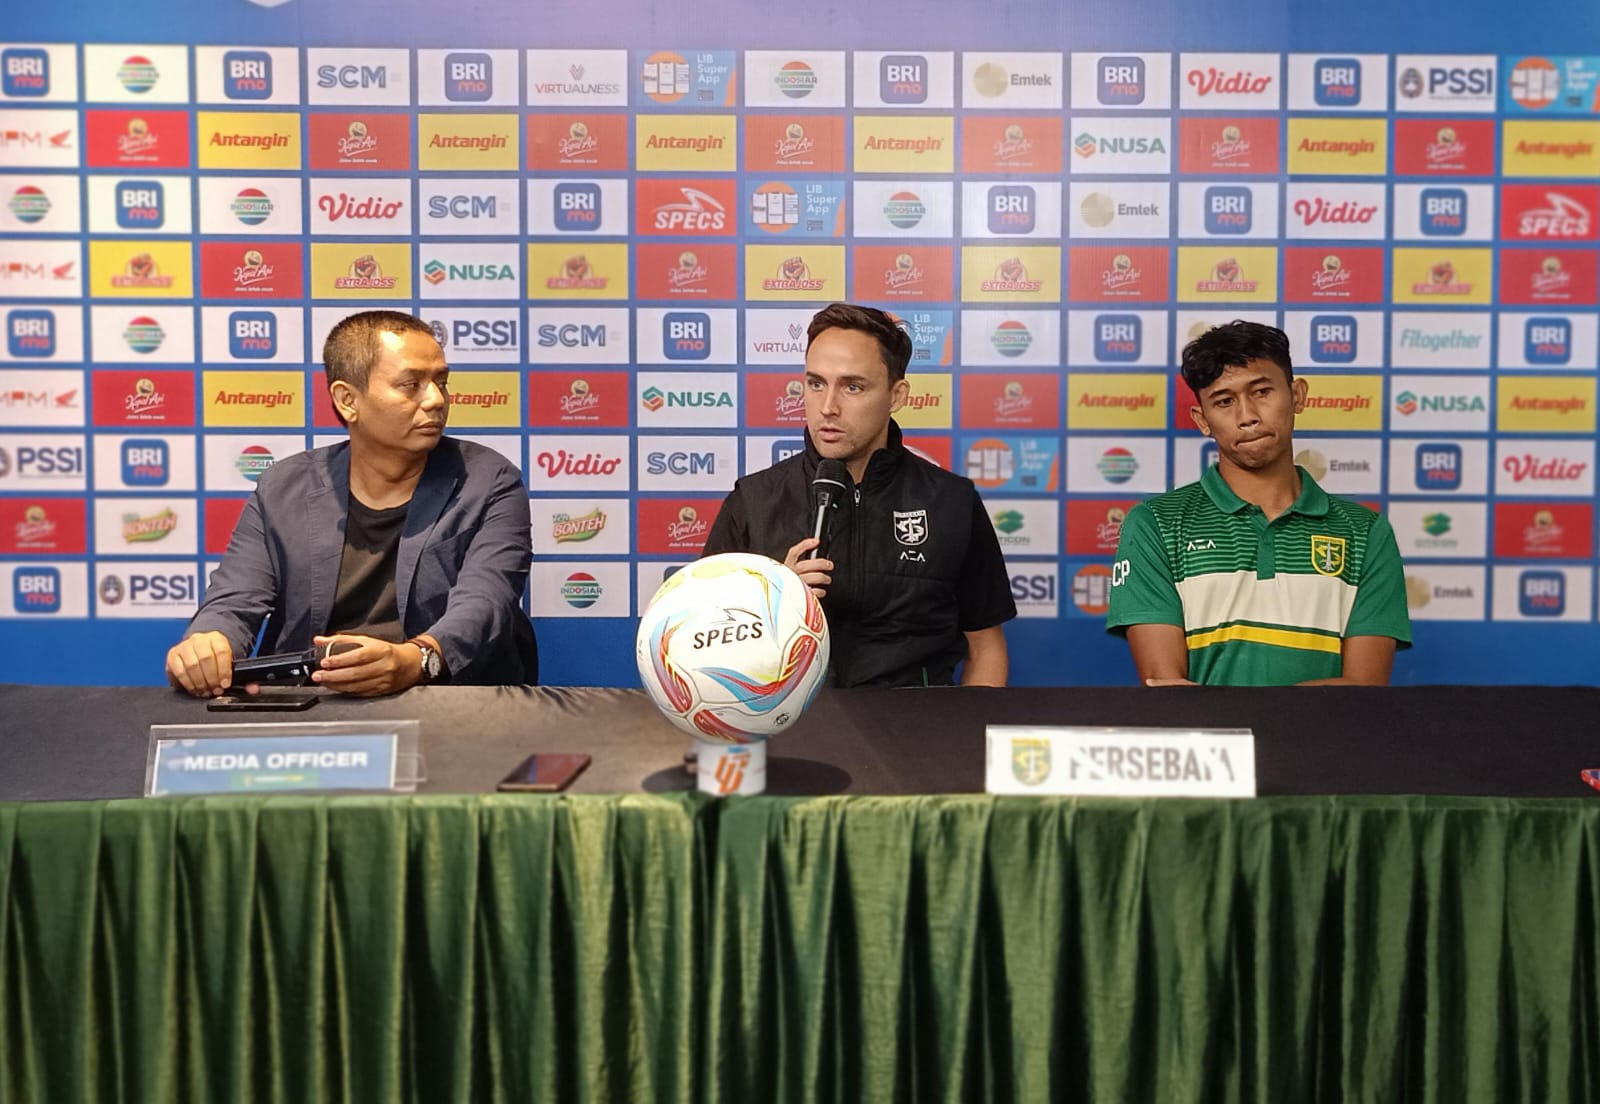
{"left": 326, "top": 495, "right": 408, "bottom": 642}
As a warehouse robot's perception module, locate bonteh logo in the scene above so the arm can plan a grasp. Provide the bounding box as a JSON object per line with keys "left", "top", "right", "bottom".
{"left": 223, "top": 51, "right": 273, "bottom": 100}
{"left": 2, "top": 49, "right": 49, "bottom": 98}
{"left": 1204, "top": 186, "right": 1252, "bottom": 234}
{"left": 228, "top": 311, "right": 277, "bottom": 359}
{"left": 554, "top": 183, "right": 602, "bottom": 231}
{"left": 880, "top": 55, "right": 928, "bottom": 104}
{"left": 1094, "top": 314, "right": 1141, "bottom": 361}
{"left": 1098, "top": 56, "right": 1145, "bottom": 105}
{"left": 1310, "top": 315, "right": 1358, "bottom": 363}
{"left": 1420, "top": 188, "right": 1467, "bottom": 236}
{"left": 1519, "top": 570, "right": 1565, "bottom": 617}
{"left": 1314, "top": 58, "right": 1361, "bottom": 106}
{"left": 120, "top": 439, "right": 168, "bottom": 486}
{"left": 7, "top": 309, "right": 55, "bottom": 357}
{"left": 115, "top": 181, "right": 164, "bottom": 230}
{"left": 536, "top": 321, "right": 606, "bottom": 348}
{"left": 987, "top": 185, "right": 1035, "bottom": 234}
{"left": 13, "top": 566, "right": 59, "bottom": 613}
{"left": 1525, "top": 317, "right": 1572, "bottom": 365}
{"left": 663, "top": 312, "right": 711, "bottom": 360}
{"left": 444, "top": 52, "right": 493, "bottom": 102}
{"left": 1416, "top": 444, "right": 1462, "bottom": 490}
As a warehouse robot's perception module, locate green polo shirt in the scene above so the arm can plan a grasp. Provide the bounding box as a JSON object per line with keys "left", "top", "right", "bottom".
{"left": 1106, "top": 465, "right": 1412, "bottom": 686}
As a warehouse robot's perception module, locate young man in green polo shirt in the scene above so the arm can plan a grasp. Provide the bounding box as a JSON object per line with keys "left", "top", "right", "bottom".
{"left": 1107, "top": 321, "right": 1412, "bottom": 686}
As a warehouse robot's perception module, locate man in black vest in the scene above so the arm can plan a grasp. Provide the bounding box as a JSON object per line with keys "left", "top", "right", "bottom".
{"left": 703, "top": 303, "right": 1015, "bottom": 687}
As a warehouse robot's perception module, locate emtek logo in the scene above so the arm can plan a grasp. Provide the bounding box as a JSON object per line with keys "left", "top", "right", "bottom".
{"left": 987, "top": 185, "right": 1035, "bottom": 234}
{"left": 1420, "top": 188, "right": 1467, "bottom": 236}
{"left": 879, "top": 54, "right": 928, "bottom": 104}
{"left": 13, "top": 567, "right": 59, "bottom": 613}
{"left": 121, "top": 439, "right": 169, "bottom": 486}
{"left": 115, "top": 181, "right": 164, "bottom": 230}
{"left": 1314, "top": 58, "right": 1361, "bottom": 106}
{"left": 1094, "top": 314, "right": 1141, "bottom": 362}
{"left": 1310, "top": 315, "right": 1357, "bottom": 363}
{"left": 554, "top": 183, "right": 601, "bottom": 231}
{"left": 1416, "top": 444, "right": 1462, "bottom": 490}
{"left": 7, "top": 309, "right": 55, "bottom": 357}
{"left": 223, "top": 50, "right": 273, "bottom": 100}
{"left": 228, "top": 311, "right": 277, "bottom": 359}
{"left": 444, "top": 52, "right": 493, "bottom": 102}
{"left": 1525, "top": 317, "right": 1571, "bottom": 365}
{"left": 1204, "top": 186, "right": 1252, "bottom": 234}
{"left": 1519, "top": 570, "right": 1565, "bottom": 617}
{"left": 2, "top": 49, "right": 49, "bottom": 98}
{"left": 1098, "top": 56, "right": 1145, "bottom": 105}
{"left": 663, "top": 312, "right": 711, "bottom": 360}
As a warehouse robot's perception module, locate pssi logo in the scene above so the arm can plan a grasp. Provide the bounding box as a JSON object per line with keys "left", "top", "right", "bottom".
{"left": 1204, "top": 186, "right": 1252, "bottom": 234}
{"left": 987, "top": 185, "right": 1035, "bottom": 234}
{"left": 1314, "top": 58, "right": 1361, "bottom": 106}
{"left": 663, "top": 312, "right": 710, "bottom": 360}
{"left": 228, "top": 311, "right": 277, "bottom": 358}
{"left": 1310, "top": 315, "right": 1357, "bottom": 363}
{"left": 554, "top": 182, "right": 602, "bottom": 231}
{"left": 120, "top": 439, "right": 169, "bottom": 486}
{"left": 1420, "top": 188, "right": 1467, "bottom": 236}
{"left": 1525, "top": 317, "right": 1571, "bottom": 365}
{"left": 1519, "top": 570, "right": 1565, "bottom": 616}
{"left": 7, "top": 309, "right": 55, "bottom": 356}
{"left": 1098, "top": 56, "right": 1145, "bottom": 105}
{"left": 879, "top": 54, "right": 928, "bottom": 104}
{"left": 1416, "top": 443, "right": 1462, "bottom": 490}
{"left": 115, "top": 181, "right": 164, "bottom": 229}
{"left": 1094, "top": 314, "right": 1141, "bottom": 361}
{"left": 14, "top": 567, "right": 59, "bottom": 612}
{"left": 223, "top": 51, "right": 273, "bottom": 100}
{"left": 444, "top": 52, "right": 493, "bottom": 102}
{"left": 2, "top": 49, "right": 50, "bottom": 98}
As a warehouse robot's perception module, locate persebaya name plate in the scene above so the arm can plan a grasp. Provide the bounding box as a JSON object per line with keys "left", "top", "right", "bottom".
{"left": 146, "top": 720, "right": 422, "bottom": 795}
{"left": 985, "top": 725, "right": 1256, "bottom": 797}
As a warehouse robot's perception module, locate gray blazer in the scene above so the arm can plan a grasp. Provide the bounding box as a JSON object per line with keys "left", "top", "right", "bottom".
{"left": 187, "top": 437, "right": 538, "bottom": 685}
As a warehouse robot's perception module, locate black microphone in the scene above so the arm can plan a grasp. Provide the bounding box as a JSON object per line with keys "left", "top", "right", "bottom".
{"left": 809, "top": 459, "right": 851, "bottom": 560}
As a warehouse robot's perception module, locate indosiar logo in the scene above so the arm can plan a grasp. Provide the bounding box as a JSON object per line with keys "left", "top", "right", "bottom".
{"left": 1098, "top": 56, "right": 1146, "bottom": 105}
{"left": 663, "top": 312, "right": 711, "bottom": 360}
{"left": 444, "top": 52, "right": 493, "bottom": 102}
{"left": 880, "top": 55, "right": 928, "bottom": 104}
{"left": 1093, "top": 314, "right": 1141, "bottom": 361}
{"left": 1204, "top": 185, "right": 1252, "bottom": 234}
{"left": 554, "top": 182, "right": 602, "bottom": 231}
{"left": 1314, "top": 58, "right": 1361, "bottom": 107}
{"left": 1525, "top": 317, "right": 1572, "bottom": 365}
{"left": 1420, "top": 187, "right": 1467, "bottom": 236}
{"left": 228, "top": 310, "right": 277, "bottom": 359}
{"left": 223, "top": 51, "right": 273, "bottom": 100}
{"left": 987, "top": 185, "right": 1035, "bottom": 234}
{"left": 1416, "top": 443, "right": 1463, "bottom": 490}
{"left": 1519, "top": 569, "right": 1566, "bottom": 616}
{"left": 120, "top": 439, "right": 169, "bottom": 486}
{"left": 115, "top": 180, "right": 164, "bottom": 229}
{"left": 2, "top": 49, "right": 50, "bottom": 98}
{"left": 1309, "top": 314, "right": 1358, "bottom": 363}
{"left": 7, "top": 309, "right": 55, "bottom": 357}
{"left": 14, "top": 566, "right": 60, "bottom": 613}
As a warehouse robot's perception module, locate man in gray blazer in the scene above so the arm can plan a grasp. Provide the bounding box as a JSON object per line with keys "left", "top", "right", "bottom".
{"left": 166, "top": 310, "right": 537, "bottom": 697}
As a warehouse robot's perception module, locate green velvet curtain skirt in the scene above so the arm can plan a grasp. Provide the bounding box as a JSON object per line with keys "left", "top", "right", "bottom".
{"left": 2, "top": 794, "right": 1597, "bottom": 1102}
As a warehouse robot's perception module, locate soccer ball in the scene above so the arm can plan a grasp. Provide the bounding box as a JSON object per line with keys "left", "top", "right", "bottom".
{"left": 636, "top": 553, "right": 830, "bottom": 743}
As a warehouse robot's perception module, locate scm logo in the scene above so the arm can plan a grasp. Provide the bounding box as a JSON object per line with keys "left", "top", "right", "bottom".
{"left": 316, "top": 65, "right": 388, "bottom": 89}
{"left": 646, "top": 451, "right": 717, "bottom": 475}
{"left": 537, "top": 322, "right": 606, "bottom": 347}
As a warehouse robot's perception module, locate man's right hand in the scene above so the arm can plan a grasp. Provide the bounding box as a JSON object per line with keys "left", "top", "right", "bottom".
{"left": 166, "top": 631, "right": 236, "bottom": 698}
{"left": 783, "top": 536, "right": 834, "bottom": 599}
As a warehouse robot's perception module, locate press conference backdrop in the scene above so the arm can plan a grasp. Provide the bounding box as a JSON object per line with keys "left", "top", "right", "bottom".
{"left": 4, "top": 0, "right": 1600, "bottom": 686}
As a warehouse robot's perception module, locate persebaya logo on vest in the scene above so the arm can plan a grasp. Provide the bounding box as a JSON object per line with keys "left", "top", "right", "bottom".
{"left": 1012, "top": 736, "right": 1051, "bottom": 786}
{"left": 893, "top": 508, "right": 928, "bottom": 546}
{"left": 1311, "top": 534, "right": 1347, "bottom": 576}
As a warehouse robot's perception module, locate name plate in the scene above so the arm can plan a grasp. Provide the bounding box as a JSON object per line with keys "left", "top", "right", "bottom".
{"left": 146, "top": 721, "right": 421, "bottom": 796}
{"left": 985, "top": 725, "right": 1256, "bottom": 797}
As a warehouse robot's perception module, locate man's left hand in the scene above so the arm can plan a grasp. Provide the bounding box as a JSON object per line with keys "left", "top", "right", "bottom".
{"left": 310, "top": 634, "right": 422, "bottom": 697}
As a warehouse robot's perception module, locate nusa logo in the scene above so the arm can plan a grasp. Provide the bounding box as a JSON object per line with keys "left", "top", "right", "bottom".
{"left": 1526, "top": 317, "right": 1572, "bottom": 365}
{"left": 555, "top": 183, "right": 602, "bottom": 231}
{"left": 228, "top": 310, "right": 277, "bottom": 358}
{"left": 7, "top": 309, "right": 55, "bottom": 356}
{"left": 1098, "top": 56, "right": 1145, "bottom": 105}
{"left": 115, "top": 181, "right": 164, "bottom": 229}
{"left": 444, "top": 52, "right": 493, "bottom": 102}
{"left": 1094, "top": 314, "right": 1141, "bottom": 361}
{"left": 2, "top": 49, "right": 50, "bottom": 97}
{"left": 14, "top": 566, "right": 59, "bottom": 613}
{"left": 1420, "top": 188, "right": 1467, "bottom": 236}
{"left": 663, "top": 312, "right": 711, "bottom": 360}
{"left": 1310, "top": 315, "right": 1358, "bottom": 363}
{"left": 223, "top": 51, "right": 273, "bottom": 100}
{"left": 121, "top": 439, "right": 169, "bottom": 486}
{"left": 1204, "top": 185, "right": 1252, "bottom": 234}
{"left": 988, "top": 185, "right": 1035, "bottom": 234}
{"left": 1314, "top": 58, "right": 1361, "bottom": 106}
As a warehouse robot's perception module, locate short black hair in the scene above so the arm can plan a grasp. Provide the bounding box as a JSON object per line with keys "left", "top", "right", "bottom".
{"left": 322, "top": 310, "right": 438, "bottom": 425}
{"left": 1180, "top": 320, "right": 1294, "bottom": 394}
{"left": 806, "top": 302, "right": 913, "bottom": 383}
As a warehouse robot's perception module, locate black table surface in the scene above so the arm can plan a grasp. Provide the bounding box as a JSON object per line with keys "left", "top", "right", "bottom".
{"left": 2, "top": 683, "right": 1599, "bottom": 801}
